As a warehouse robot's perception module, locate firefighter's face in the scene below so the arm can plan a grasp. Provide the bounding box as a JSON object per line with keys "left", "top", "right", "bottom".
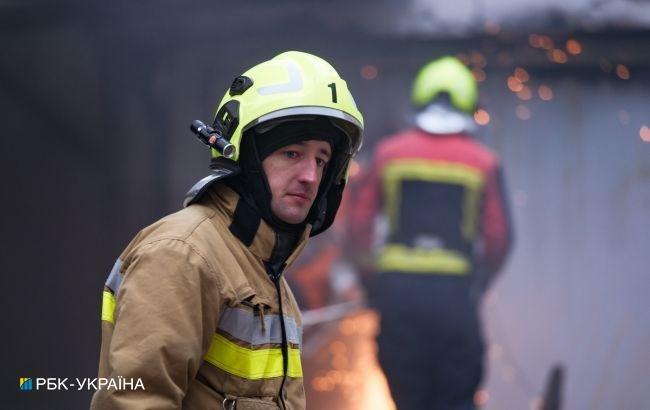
{"left": 262, "top": 139, "right": 331, "bottom": 224}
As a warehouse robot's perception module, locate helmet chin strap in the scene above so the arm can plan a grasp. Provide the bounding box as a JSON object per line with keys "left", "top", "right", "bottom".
{"left": 414, "top": 103, "right": 477, "bottom": 135}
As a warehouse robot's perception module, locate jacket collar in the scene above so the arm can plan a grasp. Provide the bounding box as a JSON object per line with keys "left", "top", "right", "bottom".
{"left": 207, "top": 184, "right": 310, "bottom": 270}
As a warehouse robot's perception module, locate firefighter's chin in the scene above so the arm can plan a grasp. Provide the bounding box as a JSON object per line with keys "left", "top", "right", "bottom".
{"left": 271, "top": 193, "right": 314, "bottom": 224}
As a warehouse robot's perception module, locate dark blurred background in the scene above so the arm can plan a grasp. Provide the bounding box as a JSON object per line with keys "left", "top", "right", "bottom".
{"left": 2, "top": 0, "right": 649, "bottom": 408}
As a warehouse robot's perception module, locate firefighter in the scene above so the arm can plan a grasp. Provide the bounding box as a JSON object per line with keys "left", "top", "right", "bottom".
{"left": 351, "top": 56, "right": 513, "bottom": 409}
{"left": 91, "top": 51, "right": 364, "bottom": 410}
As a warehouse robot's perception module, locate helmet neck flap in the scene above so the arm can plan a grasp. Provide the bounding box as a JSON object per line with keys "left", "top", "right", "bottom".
{"left": 414, "top": 94, "right": 477, "bottom": 135}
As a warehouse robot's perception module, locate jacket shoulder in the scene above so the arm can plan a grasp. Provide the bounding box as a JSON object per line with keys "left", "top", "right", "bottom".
{"left": 459, "top": 137, "right": 500, "bottom": 164}
{"left": 116, "top": 203, "right": 241, "bottom": 295}
{"left": 381, "top": 129, "right": 501, "bottom": 169}
{"left": 119, "top": 203, "right": 225, "bottom": 268}
{"left": 154, "top": 204, "right": 218, "bottom": 240}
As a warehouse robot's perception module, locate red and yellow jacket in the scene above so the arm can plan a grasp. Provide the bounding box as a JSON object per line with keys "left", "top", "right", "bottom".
{"left": 350, "top": 128, "right": 512, "bottom": 284}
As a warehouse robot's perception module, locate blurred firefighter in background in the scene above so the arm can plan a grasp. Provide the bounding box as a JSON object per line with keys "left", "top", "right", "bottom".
{"left": 350, "top": 56, "right": 513, "bottom": 409}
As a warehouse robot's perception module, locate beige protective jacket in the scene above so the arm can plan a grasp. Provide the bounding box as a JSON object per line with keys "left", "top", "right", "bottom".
{"left": 91, "top": 184, "right": 310, "bottom": 410}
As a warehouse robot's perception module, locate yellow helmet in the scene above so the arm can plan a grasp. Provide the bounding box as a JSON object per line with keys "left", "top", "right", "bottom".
{"left": 411, "top": 56, "right": 478, "bottom": 114}
{"left": 185, "top": 51, "right": 364, "bottom": 236}
{"left": 211, "top": 51, "right": 363, "bottom": 162}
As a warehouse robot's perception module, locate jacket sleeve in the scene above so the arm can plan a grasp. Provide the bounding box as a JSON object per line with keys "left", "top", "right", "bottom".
{"left": 480, "top": 163, "right": 514, "bottom": 284}
{"left": 91, "top": 239, "right": 222, "bottom": 409}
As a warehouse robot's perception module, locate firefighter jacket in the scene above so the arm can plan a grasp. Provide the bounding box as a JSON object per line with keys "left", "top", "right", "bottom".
{"left": 91, "top": 184, "right": 310, "bottom": 410}
{"left": 351, "top": 127, "right": 512, "bottom": 284}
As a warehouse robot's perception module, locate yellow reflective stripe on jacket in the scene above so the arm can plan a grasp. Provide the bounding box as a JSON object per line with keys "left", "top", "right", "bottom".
{"left": 100, "top": 258, "right": 123, "bottom": 324}
{"left": 204, "top": 333, "right": 303, "bottom": 380}
{"left": 378, "top": 244, "right": 470, "bottom": 274}
{"left": 101, "top": 290, "right": 116, "bottom": 324}
{"left": 382, "top": 160, "right": 484, "bottom": 240}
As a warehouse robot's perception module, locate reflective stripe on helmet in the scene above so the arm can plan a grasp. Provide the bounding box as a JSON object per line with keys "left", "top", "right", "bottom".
{"left": 250, "top": 106, "right": 363, "bottom": 155}
{"left": 257, "top": 60, "right": 303, "bottom": 95}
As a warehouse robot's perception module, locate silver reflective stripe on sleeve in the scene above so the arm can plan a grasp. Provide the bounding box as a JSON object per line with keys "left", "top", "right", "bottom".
{"left": 105, "top": 259, "right": 123, "bottom": 294}
{"left": 218, "top": 307, "right": 302, "bottom": 346}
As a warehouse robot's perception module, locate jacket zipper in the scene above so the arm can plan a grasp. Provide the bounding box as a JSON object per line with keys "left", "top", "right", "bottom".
{"left": 267, "top": 230, "right": 297, "bottom": 410}
{"left": 273, "top": 276, "right": 289, "bottom": 410}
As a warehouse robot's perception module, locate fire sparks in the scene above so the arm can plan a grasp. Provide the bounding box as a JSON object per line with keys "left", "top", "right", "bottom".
{"left": 474, "top": 389, "right": 490, "bottom": 406}
{"left": 616, "top": 64, "right": 630, "bottom": 80}
{"left": 474, "top": 109, "right": 491, "bottom": 126}
{"left": 516, "top": 86, "right": 532, "bottom": 101}
{"left": 516, "top": 105, "right": 531, "bottom": 120}
{"left": 507, "top": 76, "right": 524, "bottom": 92}
{"left": 360, "top": 65, "right": 378, "bottom": 80}
{"left": 600, "top": 58, "right": 612, "bottom": 73}
{"left": 529, "top": 34, "right": 554, "bottom": 50}
{"left": 514, "top": 67, "right": 530, "bottom": 83}
{"left": 538, "top": 85, "right": 553, "bottom": 101}
{"left": 548, "top": 49, "right": 568, "bottom": 63}
{"left": 566, "top": 39, "right": 582, "bottom": 55}
{"left": 640, "top": 126, "right": 650, "bottom": 142}
{"left": 472, "top": 67, "right": 487, "bottom": 82}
